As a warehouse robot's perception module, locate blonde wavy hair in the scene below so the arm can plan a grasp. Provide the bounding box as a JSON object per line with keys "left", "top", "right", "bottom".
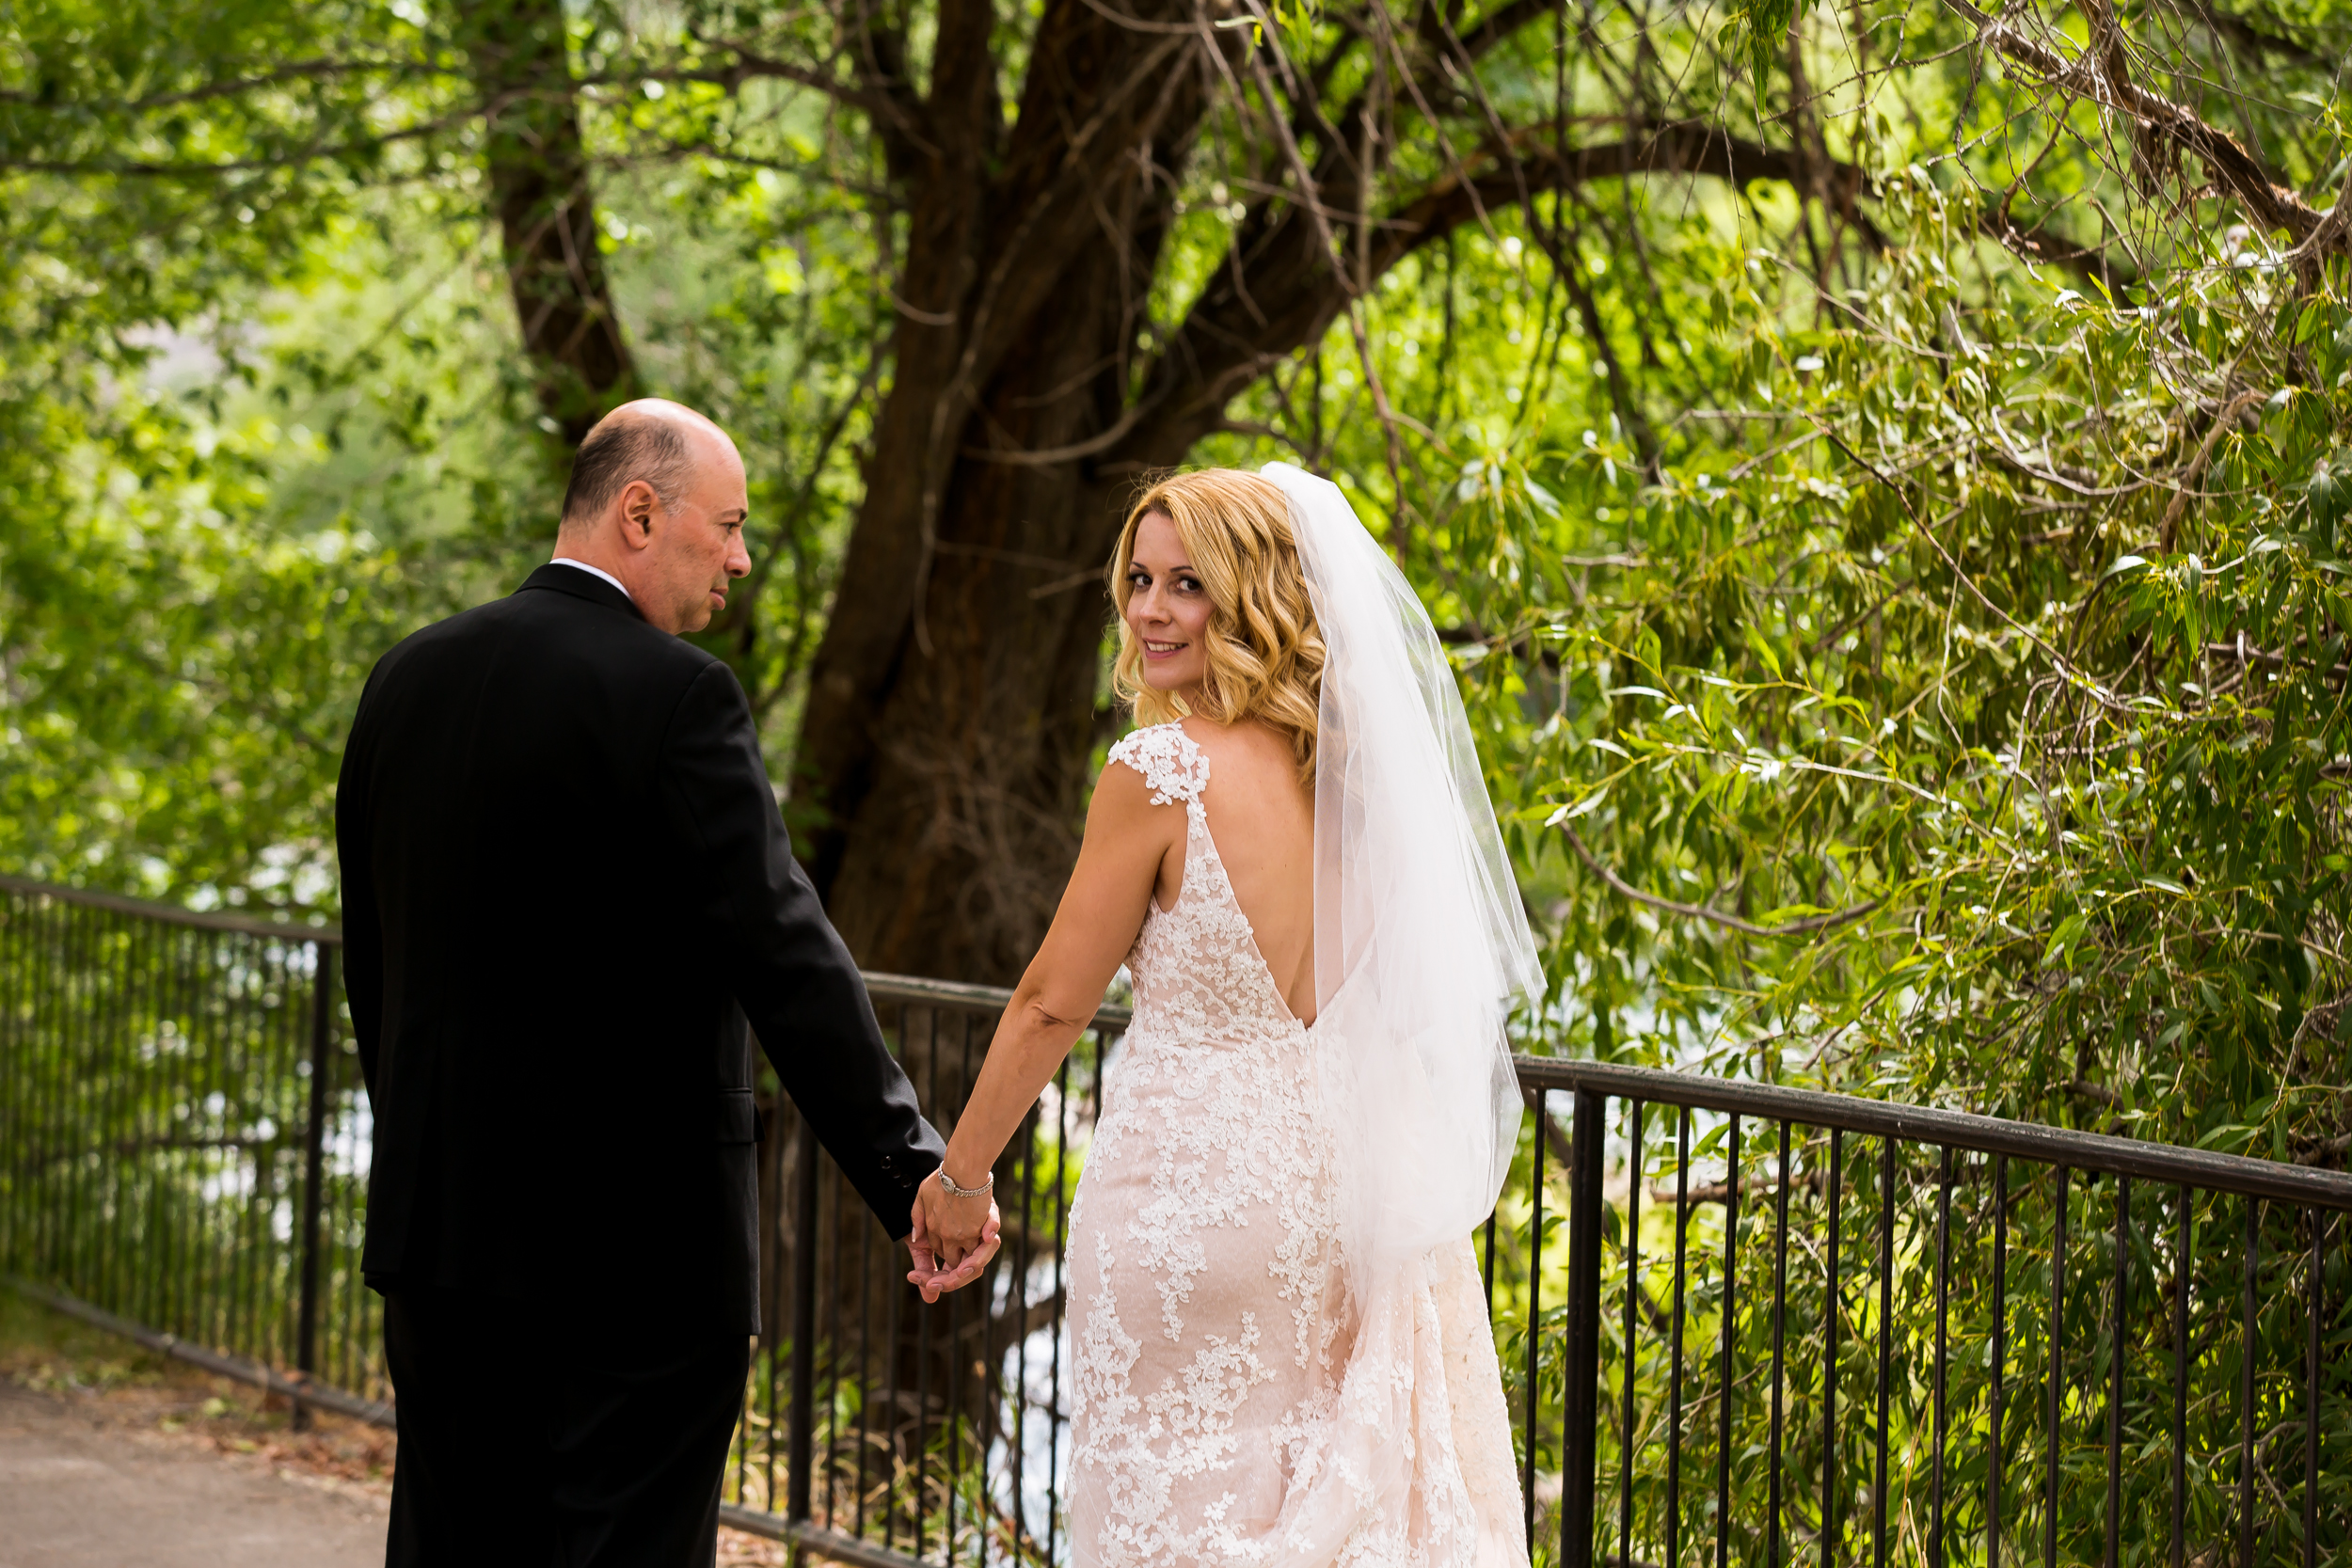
{"left": 1109, "top": 468, "right": 1326, "bottom": 785}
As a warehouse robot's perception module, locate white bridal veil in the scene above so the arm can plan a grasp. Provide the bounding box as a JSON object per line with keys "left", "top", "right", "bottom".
{"left": 1263, "top": 462, "right": 1546, "bottom": 1287}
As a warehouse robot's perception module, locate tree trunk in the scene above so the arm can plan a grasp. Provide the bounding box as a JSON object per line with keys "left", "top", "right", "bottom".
{"left": 456, "top": 0, "right": 634, "bottom": 445}
{"left": 795, "top": 0, "right": 1229, "bottom": 983}
{"left": 801, "top": 460, "right": 1140, "bottom": 984}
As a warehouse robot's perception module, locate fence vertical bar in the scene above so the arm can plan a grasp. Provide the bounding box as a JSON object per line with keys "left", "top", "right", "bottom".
{"left": 1991, "top": 1154, "right": 2008, "bottom": 1568}
{"left": 1820, "top": 1128, "right": 1843, "bottom": 1568}
{"left": 1668, "top": 1107, "right": 1690, "bottom": 1568}
{"left": 1561, "top": 1087, "right": 1605, "bottom": 1568}
{"left": 2047, "top": 1165, "right": 2070, "bottom": 1568}
{"left": 2171, "top": 1184, "right": 2188, "bottom": 1568}
{"left": 1524, "top": 1086, "right": 1546, "bottom": 1554}
{"left": 58, "top": 904, "right": 87, "bottom": 1295}
{"left": 2107, "top": 1176, "right": 2129, "bottom": 1568}
{"left": 0, "top": 892, "right": 20, "bottom": 1275}
{"left": 1718, "top": 1115, "right": 1740, "bottom": 1568}
{"left": 1873, "top": 1139, "right": 1894, "bottom": 1568}
{"left": 130, "top": 919, "right": 162, "bottom": 1335}
{"left": 787, "top": 1126, "right": 819, "bottom": 1523}
{"left": 0, "top": 893, "right": 14, "bottom": 1274}
{"left": 1046, "top": 1040, "right": 1077, "bottom": 1568}
{"left": 955, "top": 1006, "right": 977, "bottom": 1568}
{"left": 759, "top": 1110, "right": 787, "bottom": 1515}
{"left": 91, "top": 911, "right": 128, "bottom": 1320}
{"left": 292, "top": 942, "right": 334, "bottom": 1431}
{"left": 1769, "top": 1119, "right": 1789, "bottom": 1568}
{"left": 1620, "top": 1099, "right": 1641, "bottom": 1568}
{"left": 1932, "top": 1145, "right": 1952, "bottom": 1568}
{"left": 851, "top": 1203, "right": 874, "bottom": 1538}
{"left": 1009, "top": 1085, "right": 1040, "bottom": 1560}
{"left": 2305, "top": 1211, "right": 2325, "bottom": 1568}
{"left": 156, "top": 924, "right": 191, "bottom": 1345}
{"left": 1485, "top": 1208, "right": 1499, "bottom": 1312}
{"left": 2239, "top": 1200, "right": 2256, "bottom": 1568}
{"left": 30, "top": 898, "right": 55, "bottom": 1283}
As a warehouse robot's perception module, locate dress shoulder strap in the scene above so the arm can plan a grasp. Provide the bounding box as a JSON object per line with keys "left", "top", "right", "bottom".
{"left": 1105, "top": 723, "right": 1210, "bottom": 806}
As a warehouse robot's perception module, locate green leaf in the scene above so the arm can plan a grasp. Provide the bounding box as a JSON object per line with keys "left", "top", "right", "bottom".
{"left": 2042, "top": 911, "right": 2091, "bottom": 968}
{"left": 2326, "top": 589, "right": 2352, "bottom": 641}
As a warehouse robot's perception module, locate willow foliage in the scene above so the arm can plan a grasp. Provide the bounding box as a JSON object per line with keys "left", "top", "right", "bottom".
{"left": 4, "top": 0, "right": 2348, "bottom": 1140}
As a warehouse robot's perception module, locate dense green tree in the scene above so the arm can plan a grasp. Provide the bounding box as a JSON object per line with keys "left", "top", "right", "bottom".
{"left": 3, "top": 0, "right": 2347, "bottom": 1132}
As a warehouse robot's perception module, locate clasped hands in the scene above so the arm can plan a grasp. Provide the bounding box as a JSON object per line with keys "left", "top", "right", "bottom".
{"left": 905, "top": 1170, "right": 1002, "bottom": 1304}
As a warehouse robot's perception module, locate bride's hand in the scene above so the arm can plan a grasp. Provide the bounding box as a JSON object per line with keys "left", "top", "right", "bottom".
{"left": 906, "top": 1180, "right": 1001, "bottom": 1303}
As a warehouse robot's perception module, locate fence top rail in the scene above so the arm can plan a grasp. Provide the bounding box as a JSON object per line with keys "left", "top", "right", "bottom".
{"left": 0, "top": 873, "right": 1139, "bottom": 1032}
{"left": 0, "top": 871, "right": 342, "bottom": 945}
{"left": 861, "top": 969, "right": 1134, "bottom": 1032}
{"left": 1516, "top": 1055, "right": 2352, "bottom": 1212}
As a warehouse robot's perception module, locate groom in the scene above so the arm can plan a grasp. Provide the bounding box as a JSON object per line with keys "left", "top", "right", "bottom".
{"left": 336, "top": 399, "right": 985, "bottom": 1566}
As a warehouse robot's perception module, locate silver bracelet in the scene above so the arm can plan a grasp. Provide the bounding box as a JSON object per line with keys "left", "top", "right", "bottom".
{"left": 935, "top": 1164, "right": 993, "bottom": 1199}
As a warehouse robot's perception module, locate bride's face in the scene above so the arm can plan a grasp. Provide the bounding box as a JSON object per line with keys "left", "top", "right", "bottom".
{"left": 1124, "top": 511, "right": 1214, "bottom": 696}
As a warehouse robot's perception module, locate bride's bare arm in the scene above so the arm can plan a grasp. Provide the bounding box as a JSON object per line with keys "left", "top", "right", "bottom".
{"left": 910, "top": 758, "right": 1176, "bottom": 1289}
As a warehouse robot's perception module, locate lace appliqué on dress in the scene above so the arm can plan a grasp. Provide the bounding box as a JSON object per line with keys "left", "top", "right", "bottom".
{"left": 1108, "top": 724, "right": 1212, "bottom": 808}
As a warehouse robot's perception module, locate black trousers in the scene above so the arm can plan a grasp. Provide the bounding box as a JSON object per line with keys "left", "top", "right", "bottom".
{"left": 382, "top": 1286, "right": 751, "bottom": 1568}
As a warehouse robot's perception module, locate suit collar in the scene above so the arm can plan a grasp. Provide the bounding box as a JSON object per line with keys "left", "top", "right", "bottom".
{"left": 518, "top": 562, "right": 648, "bottom": 623}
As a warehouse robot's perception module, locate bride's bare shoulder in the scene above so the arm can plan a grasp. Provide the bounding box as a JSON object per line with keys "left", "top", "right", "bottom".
{"left": 1173, "top": 715, "right": 1302, "bottom": 801}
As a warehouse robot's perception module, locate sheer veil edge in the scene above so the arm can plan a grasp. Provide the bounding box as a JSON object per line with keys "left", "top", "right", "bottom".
{"left": 1265, "top": 461, "right": 1545, "bottom": 1285}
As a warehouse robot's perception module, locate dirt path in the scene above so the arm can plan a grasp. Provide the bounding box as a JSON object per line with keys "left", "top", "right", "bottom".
{"left": 0, "top": 1291, "right": 787, "bottom": 1567}
{"left": 0, "top": 1381, "right": 389, "bottom": 1567}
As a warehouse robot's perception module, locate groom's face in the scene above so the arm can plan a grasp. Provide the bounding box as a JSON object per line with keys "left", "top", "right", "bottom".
{"left": 638, "top": 436, "right": 752, "bottom": 635}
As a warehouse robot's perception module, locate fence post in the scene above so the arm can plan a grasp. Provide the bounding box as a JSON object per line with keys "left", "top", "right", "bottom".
{"left": 787, "top": 1125, "right": 819, "bottom": 1522}
{"left": 293, "top": 941, "right": 334, "bottom": 1431}
{"left": 1561, "top": 1087, "right": 1605, "bottom": 1568}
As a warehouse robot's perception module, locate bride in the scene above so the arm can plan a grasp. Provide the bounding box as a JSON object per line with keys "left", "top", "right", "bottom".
{"left": 910, "top": 465, "right": 1542, "bottom": 1567}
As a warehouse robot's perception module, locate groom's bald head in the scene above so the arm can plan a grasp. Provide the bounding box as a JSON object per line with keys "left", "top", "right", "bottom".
{"left": 552, "top": 399, "right": 751, "bottom": 635}
{"left": 561, "top": 400, "right": 734, "bottom": 530}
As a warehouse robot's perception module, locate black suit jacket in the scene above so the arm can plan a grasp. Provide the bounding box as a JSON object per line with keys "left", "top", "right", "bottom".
{"left": 336, "top": 564, "right": 942, "bottom": 1331}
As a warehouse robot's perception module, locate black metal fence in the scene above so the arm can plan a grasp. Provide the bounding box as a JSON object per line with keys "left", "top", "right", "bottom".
{"left": 0, "top": 874, "right": 377, "bottom": 1418}
{"left": 6, "top": 874, "right": 2348, "bottom": 1566}
{"left": 1510, "top": 1062, "right": 2352, "bottom": 1568}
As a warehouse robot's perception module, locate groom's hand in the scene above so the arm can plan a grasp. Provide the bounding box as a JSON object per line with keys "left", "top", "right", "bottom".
{"left": 906, "top": 1182, "right": 1001, "bottom": 1304}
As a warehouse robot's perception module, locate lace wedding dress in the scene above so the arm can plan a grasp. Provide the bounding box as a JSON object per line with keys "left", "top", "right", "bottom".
{"left": 1066, "top": 724, "right": 1528, "bottom": 1568}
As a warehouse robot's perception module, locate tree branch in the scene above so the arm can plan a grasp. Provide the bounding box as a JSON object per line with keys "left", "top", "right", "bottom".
{"left": 0, "top": 117, "right": 459, "bottom": 176}
{"left": 0, "top": 56, "right": 454, "bottom": 110}
{"left": 458, "top": 0, "right": 634, "bottom": 444}
{"left": 1559, "top": 823, "right": 1884, "bottom": 939}
{"left": 1942, "top": 0, "right": 2341, "bottom": 250}
{"left": 843, "top": 0, "right": 934, "bottom": 179}
{"left": 586, "top": 39, "right": 898, "bottom": 121}
{"left": 1119, "top": 119, "right": 1873, "bottom": 463}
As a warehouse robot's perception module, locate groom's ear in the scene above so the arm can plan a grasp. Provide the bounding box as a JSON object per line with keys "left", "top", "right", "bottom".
{"left": 617, "top": 480, "right": 660, "bottom": 547}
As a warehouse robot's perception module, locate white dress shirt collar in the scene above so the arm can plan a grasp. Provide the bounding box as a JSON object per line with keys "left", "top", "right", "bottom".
{"left": 549, "top": 557, "right": 635, "bottom": 605}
